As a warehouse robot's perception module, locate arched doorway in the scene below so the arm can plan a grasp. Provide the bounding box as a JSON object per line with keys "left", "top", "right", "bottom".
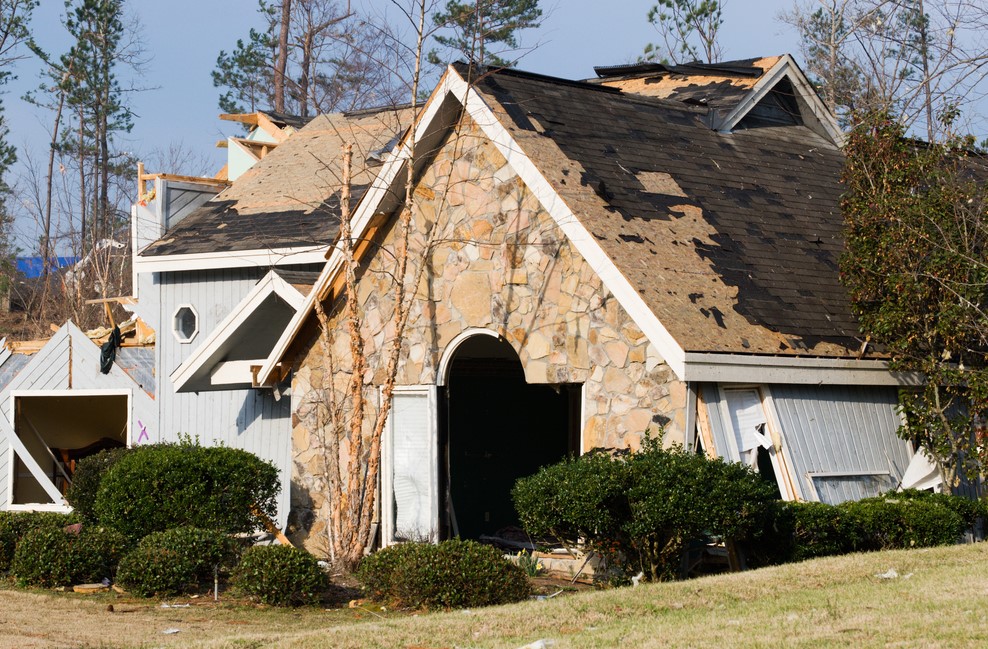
{"left": 440, "top": 335, "right": 580, "bottom": 540}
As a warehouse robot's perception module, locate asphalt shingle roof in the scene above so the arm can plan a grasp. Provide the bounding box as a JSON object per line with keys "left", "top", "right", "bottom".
{"left": 466, "top": 63, "right": 862, "bottom": 358}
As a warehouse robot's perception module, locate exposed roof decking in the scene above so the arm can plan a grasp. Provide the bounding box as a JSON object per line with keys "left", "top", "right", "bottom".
{"left": 142, "top": 106, "right": 413, "bottom": 257}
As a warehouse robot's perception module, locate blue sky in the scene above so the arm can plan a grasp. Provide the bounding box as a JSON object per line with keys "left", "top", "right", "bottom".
{"left": 5, "top": 0, "right": 799, "bottom": 248}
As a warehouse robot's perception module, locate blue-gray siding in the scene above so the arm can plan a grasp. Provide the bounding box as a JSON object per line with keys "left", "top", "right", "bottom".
{"left": 700, "top": 383, "right": 914, "bottom": 504}
{"left": 155, "top": 268, "right": 302, "bottom": 526}
{"left": 771, "top": 384, "right": 911, "bottom": 504}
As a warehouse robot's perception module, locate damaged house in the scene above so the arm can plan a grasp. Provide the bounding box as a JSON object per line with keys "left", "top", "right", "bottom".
{"left": 254, "top": 56, "right": 930, "bottom": 552}
{"left": 0, "top": 55, "right": 935, "bottom": 546}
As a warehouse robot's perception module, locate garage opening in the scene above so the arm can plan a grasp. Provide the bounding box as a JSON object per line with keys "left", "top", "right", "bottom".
{"left": 440, "top": 335, "right": 579, "bottom": 540}
{"left": 11, "top": 393, "right": 128, "bottom": 506}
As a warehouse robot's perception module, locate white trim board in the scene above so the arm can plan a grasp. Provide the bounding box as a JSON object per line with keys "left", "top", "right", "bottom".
{"left": 682, "top": 352, "right": 920, "bottom": 386}
{"left": 170, "top": 270, "right": 307, "bottom": 392}
{"left": 134, "top": 245, "right": 329, "bottom": 274}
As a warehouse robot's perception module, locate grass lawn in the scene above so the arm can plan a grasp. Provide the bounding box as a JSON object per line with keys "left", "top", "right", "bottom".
{"left": 3, "top": 542, "right": 988, "bottom": 648}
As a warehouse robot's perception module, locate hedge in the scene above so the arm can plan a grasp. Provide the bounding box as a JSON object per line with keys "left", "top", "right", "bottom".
{"left": 92, "top": 441, "right": 280, "bottom": 543}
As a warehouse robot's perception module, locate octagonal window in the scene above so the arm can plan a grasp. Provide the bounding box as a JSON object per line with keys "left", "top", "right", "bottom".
{"left": 173, "top": 305, "right": 199, "bottom": 343}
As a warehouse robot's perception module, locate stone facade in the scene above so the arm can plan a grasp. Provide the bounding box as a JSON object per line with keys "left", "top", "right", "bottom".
{"left": 288, "top": 117, "right": 688, "bottom": 552}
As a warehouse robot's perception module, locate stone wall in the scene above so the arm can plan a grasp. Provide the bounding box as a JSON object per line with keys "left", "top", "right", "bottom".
{"left": 287, "top": 117, "right": 689, "bottom": 552}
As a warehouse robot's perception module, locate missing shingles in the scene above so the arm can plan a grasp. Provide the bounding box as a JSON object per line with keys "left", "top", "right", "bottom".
{"left": 636, "top": 171, "right": 687, "bottom": 197}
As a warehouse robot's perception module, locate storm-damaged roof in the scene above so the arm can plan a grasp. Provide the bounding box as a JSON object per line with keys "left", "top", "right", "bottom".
{"left": 140, "top": 105, "right": 413, "bottom": 257}
{"left": 590, "top": 56, "right": 781, "bottom": 113}
{"left": 259, "top": 57, "right": 901, "bottom": 388}
{"left": 468, "top": 62, "right": 858, "bottom": 358}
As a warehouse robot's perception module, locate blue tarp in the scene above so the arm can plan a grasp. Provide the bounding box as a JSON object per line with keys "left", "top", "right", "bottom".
{"left": 15, "top": 256, "right": 79, "bottom": 279}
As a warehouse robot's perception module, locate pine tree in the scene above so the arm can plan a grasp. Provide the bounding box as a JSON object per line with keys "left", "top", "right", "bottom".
{"left": 642, "top": 0, "right": 724, "bottom": 64}
{"left": 428, "top": 0, "right": 542, "bottom": 68}
{"left": 60, "top": 0, "right": 134, "bottom": 252}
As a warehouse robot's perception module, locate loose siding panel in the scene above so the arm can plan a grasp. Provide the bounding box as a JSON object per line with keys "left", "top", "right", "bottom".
{"left": 768, "top": 384, "right": 912, "bottom": 504}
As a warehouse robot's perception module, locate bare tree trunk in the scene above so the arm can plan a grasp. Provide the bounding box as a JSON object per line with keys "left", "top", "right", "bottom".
{"left": 274, "top": 0, "right": 291, "bottom": 113}
{"left": 78, "top": 105, "right": 86, "bottom": 257}
{"left": 39, "top": 84, "right": 66, "bottom": 323}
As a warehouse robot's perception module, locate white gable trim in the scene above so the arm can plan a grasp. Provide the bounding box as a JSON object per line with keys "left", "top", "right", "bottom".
{"left": 450, "top": 72, "right": 690, "bottom": 379}
{"left": 257, "top": 70, "right": 461, "bottom": 386}
{"left": 170, "top": 270, "right": 307, "bottom": 392}
{"left": 717, "top": 55, "right": 843, "bottom": 146}
{"left": 134, "top": 245, "right": 328, "bottom": 274}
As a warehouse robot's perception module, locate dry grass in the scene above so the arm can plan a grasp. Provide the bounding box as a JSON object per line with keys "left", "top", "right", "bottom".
{"left": 4, "top": 543, "right": 988, "bottom": 648}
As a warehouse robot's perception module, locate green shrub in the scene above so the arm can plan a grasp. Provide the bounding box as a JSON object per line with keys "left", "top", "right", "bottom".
{"left": 358, "top": 540, "right": 530, "bottom": 609}
{"left": 116, "top": 526, "right": 241, "bottom": 597}
{"left": 232, "top": 545, "right": 328, "bottom": 606}
{"left": 10, "top": 524, "right": 125, "bottom": 587}
{"left": 93, "top": 441, "right": 280, "bottom": 543}
{"left": 65, "top": 447, "right": 133, "bottom": 522}
{"left": 843, "top": 497, "right": 965, "bottom": 550}
{"left": 889, "top": 489, "right": 986, "bottom": 530}
{"left": 0, "top": 512, "right": 81, "bottom": 573}
{"left": 67, "top": 526, "right": 129, "bottom": 583}
{"left": 11, "top": 527, "right": 73, "bottom": 587}
{"left": 788, "top": 501, "right": 861, "bottom": 560}
{"left": 513, "top": 438, "right": 777, "bottom": 581}
{"left": 117, "top": 546, "right": 196, "bottom": 597}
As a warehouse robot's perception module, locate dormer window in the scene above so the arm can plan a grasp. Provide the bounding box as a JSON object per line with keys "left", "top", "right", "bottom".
{"left": 173, "top": 305, "right": 199, "bottom": 343}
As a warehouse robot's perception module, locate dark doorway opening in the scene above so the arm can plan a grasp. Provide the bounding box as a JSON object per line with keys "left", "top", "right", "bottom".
{"left": 440, "top": 335, "right": 580, "bottom": 540}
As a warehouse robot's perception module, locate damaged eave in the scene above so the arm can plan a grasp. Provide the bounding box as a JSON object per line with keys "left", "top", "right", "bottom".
{"left": 681, "top": 351, "right": 922, "bottom": 386}
{"left": 133, "top": 244, "right": 329, "bottom": 273}
{"left": 170, "top": 270, "right": 309, "bottom": 392}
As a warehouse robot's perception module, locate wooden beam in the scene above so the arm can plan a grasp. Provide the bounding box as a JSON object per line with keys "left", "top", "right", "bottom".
{"left": 84, "top": 296, "right": 136, "bottom": 305}
{"left": 251, "top": 505, "right": 293, "bottom": 546}
{"left": 256, "top": 112, "right": 289, "bottom": 143}
{"left": 144, "top": 172, "right": 230, "bottom": 187}
{"left": 695, "top": 394, "right": 718, "bottom": 459}
{"left": 220, "top": 112, "right": 260, "bottom": 126}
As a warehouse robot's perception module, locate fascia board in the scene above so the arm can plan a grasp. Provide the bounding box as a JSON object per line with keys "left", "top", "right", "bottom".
{"left": 682, "top": 351, "right": 922, "bottom": 386}
{"left": 134, "top": 246, "right": 329, "bottom": 274}
{"left": 170, "top": 271, "right": 306, "bottom": 392}
{"left": 256, "top": 70, "right": 459, "bottom": 386}
{"left": 451, "top": 74, "right": 689, "bottom": 379}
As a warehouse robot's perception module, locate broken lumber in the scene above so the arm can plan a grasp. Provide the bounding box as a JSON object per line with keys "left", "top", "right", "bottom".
{"left": 251, "top": 505, "right": 293, "bottom": 547}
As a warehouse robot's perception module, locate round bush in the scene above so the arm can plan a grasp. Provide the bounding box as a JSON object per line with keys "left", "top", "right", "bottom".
{"left": 358, "top": 539, "right": 530, "bottom": 609}
{"left": 9, "top": 524, "right": 123, "bottom": 587}
{"left": 514, "top": 438, "right": 777, "bottom": 581}
{"left": 115, "top": 527, "right": 240, "bottom": 597}
{"left": 117, "top": 546, "right": 196, "bottom": 597}
{"left": 93, "top": 442, "right": 280, "bottom": 543}
{"left": 69, "top": 526, "right": 129, "bottom": 584}
{"left": 65, "top": 447, "right": 132, "bottom": 522}
{"left": 232, "top": 544, "right": 328, "bottom": 607}
{"left": 11, "top": 527, "right": 73, "bottom": 587}
{"left": 0, "top": 512, "right": 79, "bottom": 573}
